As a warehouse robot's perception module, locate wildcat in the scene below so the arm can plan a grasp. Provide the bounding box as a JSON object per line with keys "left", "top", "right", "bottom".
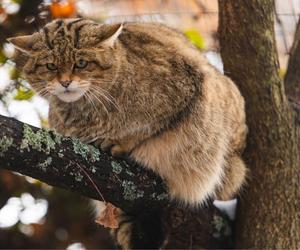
{"left": 9, "top": 18, "right": 247, "bottom": 249}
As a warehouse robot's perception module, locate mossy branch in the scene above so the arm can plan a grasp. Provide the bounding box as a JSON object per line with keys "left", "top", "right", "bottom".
{"left": 0, "top": 114, "right": 232, "bottom": 248}
{"left": 0, "top": 114, "right": 168, "bottom": 213}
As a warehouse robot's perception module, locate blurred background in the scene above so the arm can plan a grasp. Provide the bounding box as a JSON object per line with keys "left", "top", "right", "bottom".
{"left": 0, "top": 0, "right": 298, "bottom": 248}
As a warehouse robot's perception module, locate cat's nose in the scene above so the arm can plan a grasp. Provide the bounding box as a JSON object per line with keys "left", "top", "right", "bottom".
{"left": 60, "top": 80, "right": 72, "bottom": 88}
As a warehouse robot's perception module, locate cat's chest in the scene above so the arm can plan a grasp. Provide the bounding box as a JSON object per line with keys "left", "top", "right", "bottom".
{"left": 49, "top": 105, "right": 106, "bottom": 138}
{"left": 49, "top": 101, "right": 131, "bottom": 144}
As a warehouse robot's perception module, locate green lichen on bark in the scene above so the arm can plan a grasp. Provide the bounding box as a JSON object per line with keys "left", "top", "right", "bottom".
{"left": 74, "top": 173, "right": 84, "bottom": 182}
{"left": 52, "top": 131, "right": 64, "bottom": 144}
{"left": 212, "top": 215, "right": 231, "bottom": 238}
{"left": 0, "top": 136, "right": 13, "bottom": 156}
{"left": 72, "top": 138, "right": 100, "bottom": 162}
{"left": 20, "top": 124, "right": 58, "bottom": 154}
{"left": 37, "top": 157, "right": 52, "bottom": 172}
{"left": 122, "top": 180, "right": 144, "bottom": 200}
{"left": 151, "top": 192, "right": 169, "bottom": 201}
{"left": 90, "top": 165, "right": 97, "bottom": 173}
{"left": 156, "top": 193, "right": 169, "bottom": 200}
{"left": 125, "top": 169, "right": 134, "bottom": 176}
{"left": 111, "top": 161, "right": 122, "bottom": 174}
{"left": 69, "top": 171, "right": 84, "bottom": 182}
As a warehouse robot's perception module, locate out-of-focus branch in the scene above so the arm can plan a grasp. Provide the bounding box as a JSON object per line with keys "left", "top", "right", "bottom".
{"left": 0, "top": 0, "right": 43, "bottom": 45}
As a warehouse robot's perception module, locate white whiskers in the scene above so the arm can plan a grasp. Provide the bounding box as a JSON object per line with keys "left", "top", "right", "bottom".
{"left": 80, "top": 80, "right": 120, "bottom": 112}
{"left": 86, "top": 89, "right": 109, "bottom": 116}
{"left": 89, "top": 85, "right": 120, "bottom": 112}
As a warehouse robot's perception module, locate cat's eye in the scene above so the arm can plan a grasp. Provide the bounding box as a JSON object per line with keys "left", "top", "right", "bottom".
{"left": 75, "top": 59, "right": 88, "bottom": 69}
{"left": 46, "top": 63, "right": 58, "bottom": 71}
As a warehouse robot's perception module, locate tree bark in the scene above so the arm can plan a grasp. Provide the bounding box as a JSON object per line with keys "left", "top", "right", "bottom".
{"left": 0, "top": 114, "right": 231, "bottom": 248}
{"left": 218, "top": 0, "right": 300, "bottom": 248}
{"left": 0, "top": 114, "right": 168, "bottom": 213}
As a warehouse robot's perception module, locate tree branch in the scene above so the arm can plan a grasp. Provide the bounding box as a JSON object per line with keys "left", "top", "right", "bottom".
{"left": 0, "top": 114, "right": 168, "bottom": 213}
{"left": 0, "top": 114, "right": 234, "bottom": 248}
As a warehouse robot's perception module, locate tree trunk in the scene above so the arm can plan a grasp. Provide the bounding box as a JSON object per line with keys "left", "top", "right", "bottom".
{"left": 218, "top": 0, "right": 300, "bottom": 248}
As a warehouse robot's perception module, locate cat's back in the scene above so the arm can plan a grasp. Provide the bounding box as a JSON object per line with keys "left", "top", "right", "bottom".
{"left": 119, "top": 22, "right": 245, "bottom": 130}
{"left": 119, "top": 22, "right": 197, "bottom": 59}
{"left": 119, "top": 22, "right": 218, "bottom": 77}
{"left": 122, "top": 22, "right": 187, "bottom": 45}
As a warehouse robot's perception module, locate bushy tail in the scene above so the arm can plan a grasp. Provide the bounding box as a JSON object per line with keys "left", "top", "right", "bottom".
{"left": 112, "top": 208, "right": 167, "bottom": 249}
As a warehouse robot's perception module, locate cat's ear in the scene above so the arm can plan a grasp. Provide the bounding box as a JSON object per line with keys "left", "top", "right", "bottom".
{"left": 101, "top": 23, "right": 123, "bottom": 48}
{"left": 7, "top": 35, "right": 34, "bottom": 54}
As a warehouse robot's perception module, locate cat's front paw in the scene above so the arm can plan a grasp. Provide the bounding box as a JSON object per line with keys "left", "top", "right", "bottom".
{"left": 110, "top": 145, "right": 129, "bottom": 159}
{"left": 100, "top": 139, "right": 129, "bottom": 159}
{"left": 100, "top": 139, "right": 116, "bottom": 152}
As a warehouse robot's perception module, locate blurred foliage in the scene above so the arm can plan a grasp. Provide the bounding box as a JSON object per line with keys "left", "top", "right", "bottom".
{"left": 184, "top": 29, "right": 206, "bottom": 50}
{"left": 14, "top": 86, "right": 34, "bottom": 101}
{"left": 40, "top": 118, "right": 49, "bottom": 128}
{"left": 0, "top": 50, "right": 6, "bottom": 64}
{"left": 0, "top": 1, "right": 113, "bottom": 248}
{"left": 0, "top": 170, "right": 114, "bottom": 249}
{"left": 8, "top": 0, "right": 22, "bottom": 4}
{"left": 279, "top": 68, "right": 286, "bottom": 79}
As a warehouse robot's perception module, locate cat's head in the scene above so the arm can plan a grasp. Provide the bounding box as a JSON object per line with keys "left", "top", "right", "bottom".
{"left": 8, "top": 18, "right": 123, "bottom": 103}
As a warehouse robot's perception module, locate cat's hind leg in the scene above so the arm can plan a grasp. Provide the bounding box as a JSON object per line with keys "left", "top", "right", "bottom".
{"left": 215, "top": 155, "right": 247, "bottom": 201}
